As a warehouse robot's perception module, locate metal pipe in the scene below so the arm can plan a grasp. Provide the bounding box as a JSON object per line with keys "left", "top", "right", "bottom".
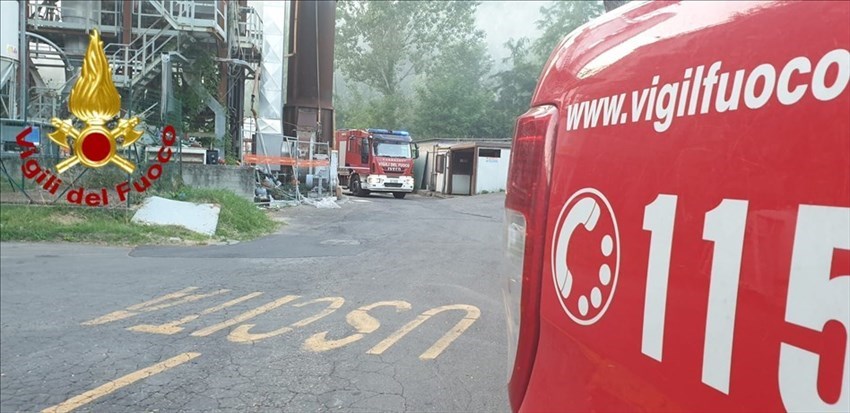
{"left": 214, "top": 57, "right": 256, "bottom": 73}
{"left": 122, "top": 0, "right": 132, "bottom": 44}
{"left": 25, "top": 32, "right": 74, "bottom": 72}
{"left": 285, "top": 0, "right": 299, "bottom": 57}
{"left": 18, "top": 0, "right": 27, "bottom": 121}
{"left": 311, "top": 1, "right": 319, "bottom": 176}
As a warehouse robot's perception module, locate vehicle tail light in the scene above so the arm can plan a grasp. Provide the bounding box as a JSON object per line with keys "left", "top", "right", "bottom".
{"left": 503, "top": 105, "right": 558, "bottom": 412}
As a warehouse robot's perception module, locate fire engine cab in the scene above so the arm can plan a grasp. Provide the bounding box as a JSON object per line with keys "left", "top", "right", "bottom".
{"left": 503, "top": 1, "right": 849, "bottom": 412}
{"left": 335, "top": 128, "right": 419, "bottom": 199}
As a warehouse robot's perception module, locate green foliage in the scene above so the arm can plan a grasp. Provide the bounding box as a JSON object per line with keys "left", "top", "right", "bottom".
{"left": 336, "top": 0, "right": 479, "bottom": 95}
{"left": 412, "top": 34, "right": 500, "bottom": 139}
{"left": 336, "top": 85, "right": 414, "bottom": 131}
{"left": 0, "top": 205, "right": 206, "bottom": 244}
{"left": 172, "top": 42, "right": 221, "bottom": 134}
{"left": 334, "top": 0, "right": 606, "bottom": 139}
{"left": 491, "top": 38, "right": 543, "bottom": 139}
{"left": 335, "top": 0, "right": 480, "bottom": 127}
{"left": 489, "top": 1, "right": 605, "bottom": 138}
{"left": 335, "top": 86, "right": 377, "bottom": 130}
{"left": 0, "top": 188, "right": 277, "bottom": 244}
{"left": 532, "top": 1, "right": 604, "bottom": 59}
{"left": 174, "top": 188, "right": 277, "bottom": 240}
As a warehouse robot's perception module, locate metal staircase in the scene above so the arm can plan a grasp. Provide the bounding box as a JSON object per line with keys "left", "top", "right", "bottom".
{"left": 148, "top": 0, "right": 226, "bottom": 39}
{"left": 27, "top": 75, "right": 76, "bottom": 124}
{"left": 21, "top": 0, "right": 263, "bottom": 140}
{"left": 105, "top": 1, "right": 232, "bottom": 91}
{"left": 105, "top": 19, "right": 180, "bottom": 89}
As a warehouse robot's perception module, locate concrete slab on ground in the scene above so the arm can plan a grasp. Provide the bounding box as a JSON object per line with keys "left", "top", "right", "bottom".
{"left": 132, "top": 196, "right": 220, "bottom": 236}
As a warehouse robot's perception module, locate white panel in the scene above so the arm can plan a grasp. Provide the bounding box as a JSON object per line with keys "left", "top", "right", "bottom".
{"left": 435, "top": 172, "right": 447, "bottom": 193}
{"left": 257, "top": 0, "right": 288, "bottom": 120}
{"left": 0, "top": 0, "right": 19, "bottom": 61}
{"left": 451, "top": 175, "right": 471, "bottom": 195}
{"left": 132, "top": 196, "right": 220, "bottom": 236}
{"left": 474, "top": 149, "right": 510, "bottom": 193}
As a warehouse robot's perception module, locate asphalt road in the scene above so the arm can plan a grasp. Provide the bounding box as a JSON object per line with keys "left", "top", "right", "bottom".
{"left": 0, "top": 193, "right": 509, "bottom": 412}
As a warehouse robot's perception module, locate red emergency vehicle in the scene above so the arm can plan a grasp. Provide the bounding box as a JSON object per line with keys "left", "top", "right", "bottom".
{"left": 335, "top": 128, "right": 418, "bottom": 199}
{"left": 503, "top": 1, "right": 849, "bottom": 411}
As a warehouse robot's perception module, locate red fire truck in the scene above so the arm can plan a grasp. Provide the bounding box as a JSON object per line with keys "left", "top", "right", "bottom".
{"left": 335, "top": 128, "right": 418, "bottom": 199}
{"left": 503, "top": 1, "right": 849, "bottom": 412}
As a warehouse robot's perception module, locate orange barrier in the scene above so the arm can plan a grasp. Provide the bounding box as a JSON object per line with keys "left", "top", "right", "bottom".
{"left": 243, "top": 154, "right": 330, "bottom": 167}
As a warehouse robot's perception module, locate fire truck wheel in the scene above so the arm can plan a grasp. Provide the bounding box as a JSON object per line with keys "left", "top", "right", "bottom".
{"left": 350, "top": 175, "right": 366, "bottom": 196}
{"left": 393, "top": 192, "right": 406, "bottom": 199}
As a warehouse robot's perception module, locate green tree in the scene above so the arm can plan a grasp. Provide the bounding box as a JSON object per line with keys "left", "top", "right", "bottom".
{"left": 412, "top": 33, "right": 498, "bottom": 139}
{"left": 532, "top": 1, "right": 604, "bottom": 59}
{"left": 492, "top": 38, "right": 542, "bottom": 138}
{"left": 335, "top": 0, "right": 480, "bottom": 128}
{"left": 335, "top": 85, "right": 414, "bottom": 131}
{"left": 490, "top": 1, "right": 605, "bottom": 138}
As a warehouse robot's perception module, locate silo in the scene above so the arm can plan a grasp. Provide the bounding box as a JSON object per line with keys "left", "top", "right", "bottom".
{"left": 283, "top": 0, "right": 335, "bottom": 143}
{"left": 61, "top": 1, "right": 101, "bottom": 62}
{"left": 0, "top": 0, "right": 19, "bottom": 91}
{"left": 0, "top": 0, "right": 19, "bottom": 119}
{"left": 254, "top": 0, "right": 290, "bottom": 172}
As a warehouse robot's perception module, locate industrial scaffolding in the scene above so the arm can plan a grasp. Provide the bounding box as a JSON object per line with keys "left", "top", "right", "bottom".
{"left": 0, "top": 0, "right": 336, "bottom": 205}
{"left": 4, "top": 0, "right": 263, "bottom": 153}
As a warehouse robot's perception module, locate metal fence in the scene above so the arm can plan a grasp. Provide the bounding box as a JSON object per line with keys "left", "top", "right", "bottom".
{"left": 0, "top": 140, "right": 186, "bottom": 208}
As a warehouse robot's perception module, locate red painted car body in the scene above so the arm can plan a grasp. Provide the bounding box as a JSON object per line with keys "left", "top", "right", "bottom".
{"left": 504, "top": 1, "right": 849, "bottom": 412}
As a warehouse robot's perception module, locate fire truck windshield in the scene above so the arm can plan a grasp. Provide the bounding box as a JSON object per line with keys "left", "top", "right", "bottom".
{"left": 374, "top": 141, "right": 412, "bottom": 158}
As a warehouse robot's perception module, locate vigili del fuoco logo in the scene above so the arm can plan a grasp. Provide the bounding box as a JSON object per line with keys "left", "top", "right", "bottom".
{"left": 15, "top": 29, "right": 176, "bottom": 206}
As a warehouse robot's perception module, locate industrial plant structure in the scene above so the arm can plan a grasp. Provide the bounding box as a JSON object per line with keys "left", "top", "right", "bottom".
{"left": 0, "top": 0, "right": 335, "bottom": 200}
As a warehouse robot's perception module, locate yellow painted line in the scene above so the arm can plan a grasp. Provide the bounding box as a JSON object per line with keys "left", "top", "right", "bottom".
{"left": 81, "top": 287, "right": 198, "bottom": 326}
{"left": 419, "top": 317, "right": 478, "bottom": 360}
{"left": 190, "top": 295, "right": 300, "bottom": 337}
{"left": 304, "top": 300, "right": 411, "bottom": 352}
{"left": 228, "top": 296, "right": 345, "bottom": 343}
{"left": 41, "top": 352, "right": 201, "bottom": 413}
{"left": 134, "top": 289, "right": 230, "bottom": 313}
{"left": 129, "top": 292, "right": 264, "bottom": 335}
{"left": 81, "top": 288, "right": 229, "bottom": 326}
{"left": 126, "top": 288, "right": 199, "bottom": 311}
{"left": 289, "top": 297, "right": 346, "bottom": 328}
{"left": 367, "top": 304, "right": 480, "bottom": 360}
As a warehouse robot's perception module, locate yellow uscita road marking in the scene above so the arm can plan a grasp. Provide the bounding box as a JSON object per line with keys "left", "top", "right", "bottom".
{"left": 228, "top": 296, "right": 345, "bottom": 343}
{"left": 81, "top": 288, "right": 229, "bottom": 326}
{"left": 367, "top": 304, "right": 481, "bottom": 360}
{"left": 128, "top": 292, "right": 265, "bottom": 335}
{"left": 83, "top": 288, "right": 481, "bottom": 360}
{"left": 190, "top": 295, "right": 300, "bottom": 337}
{"left": 304, "top": 300, "right": 412, "bottom": 352}
{"left": 41, "top": 352, "right": 201, "bottom": 413}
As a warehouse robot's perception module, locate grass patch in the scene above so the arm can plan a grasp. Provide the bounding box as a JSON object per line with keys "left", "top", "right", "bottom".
{"left": 160, "top": 187, "right": 277, "bottom": 240}
{"left": 0, "top": 188, "right": 278, "bottom": 244}
{"left": 0, "top": 205, "right": 207, "bottom": 245}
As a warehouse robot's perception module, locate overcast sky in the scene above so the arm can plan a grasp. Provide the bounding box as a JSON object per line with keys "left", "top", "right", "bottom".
{"left": 476, "top": 1, "right": 553, "bottom": 65}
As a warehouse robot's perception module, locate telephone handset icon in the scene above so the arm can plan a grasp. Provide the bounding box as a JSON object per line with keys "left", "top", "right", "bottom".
{"left": 555, "top": 197, "right": 601, "bottom": 299}
{"left": 551, "top": 188, "right": 620, "bottom": 325}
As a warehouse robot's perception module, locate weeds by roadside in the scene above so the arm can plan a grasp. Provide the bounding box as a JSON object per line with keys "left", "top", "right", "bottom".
{"left": 165, "top": 188, "right": 277, "bottom": 240}
{"left": 0, "top": 188, "right": 278, "bottom": 245}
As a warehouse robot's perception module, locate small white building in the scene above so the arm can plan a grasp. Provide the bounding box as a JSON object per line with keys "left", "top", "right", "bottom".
{"left": 415, "top": 140, "right": 511, "bottom": 195}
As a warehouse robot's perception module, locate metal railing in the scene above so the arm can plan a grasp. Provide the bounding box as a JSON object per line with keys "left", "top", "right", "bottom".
{"left": 27, "top": 87, "right": 62, "bottom": 122}
{"left": 237, "top": 6, "right": 263, "bottom": 53}
{"left": 105, "top": 23, "right": 178, "bottom": 88}
{"left": 150, "top": 0, "right": 227, "bottom": 39}
{"left": 27, "top": 71, "right": 79, "bottom": 122}
{"left": 26, "top": 0, "right": 122, "bottom": 33}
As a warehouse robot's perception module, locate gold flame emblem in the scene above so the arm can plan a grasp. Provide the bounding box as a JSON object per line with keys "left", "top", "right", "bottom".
{"left": 49, "top": 29, "right": 142, "bottom": 174}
